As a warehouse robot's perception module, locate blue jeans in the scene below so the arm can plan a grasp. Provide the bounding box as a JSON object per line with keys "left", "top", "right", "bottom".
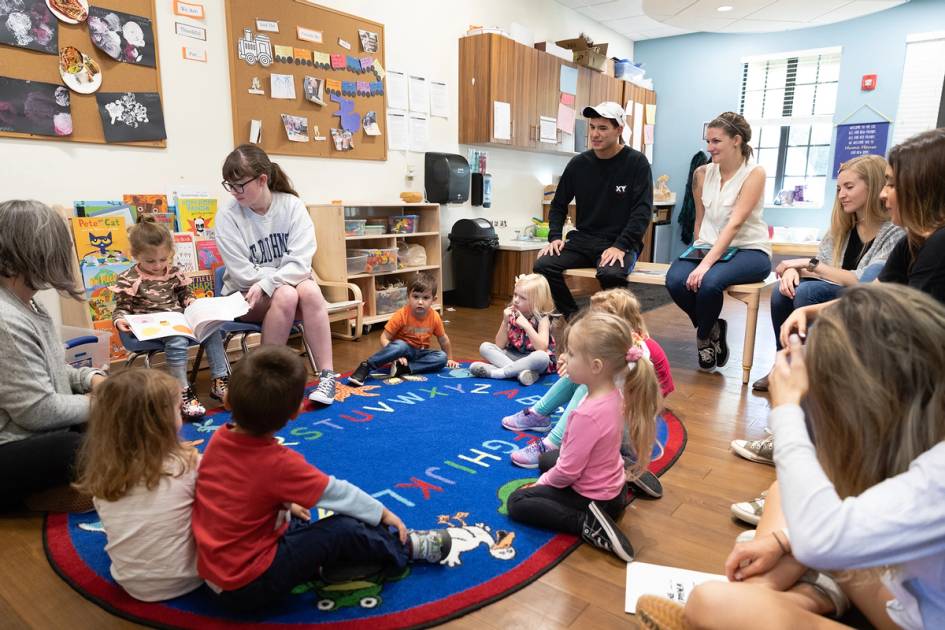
{"left": 213, "top": 515, "right": 408, "bottom": 613}
{"left": 769, "top": 280, "right": 842, "bottom": 350}
{"left": 666, "top": 249, "right": 772, "bottom": 339}
{"left": 366, "top": 339, "right": 447, "bottom": 374}
{"left": 164, "top": 333, "right": 228, "bottom": 386}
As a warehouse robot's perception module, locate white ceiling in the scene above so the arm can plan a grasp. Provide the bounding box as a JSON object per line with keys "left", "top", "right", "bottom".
{"left": 554, "top": 0, "right": 909, "bottom": 41}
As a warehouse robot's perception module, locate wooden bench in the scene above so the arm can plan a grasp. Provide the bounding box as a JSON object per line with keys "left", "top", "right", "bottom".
{"left": 563, "top": 262, "right": 777, "bottom": 385}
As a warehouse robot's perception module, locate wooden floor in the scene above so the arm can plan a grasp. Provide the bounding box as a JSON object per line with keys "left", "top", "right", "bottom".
{"left": 0, "top": 292, "right": 779, "bottom": 629}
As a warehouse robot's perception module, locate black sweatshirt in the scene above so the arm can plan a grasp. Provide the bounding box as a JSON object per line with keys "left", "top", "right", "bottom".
{"left": 548, "top": 146, "right": 653, "bottom": 253}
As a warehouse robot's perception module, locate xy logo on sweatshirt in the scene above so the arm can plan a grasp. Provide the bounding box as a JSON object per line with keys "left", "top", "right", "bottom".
{"left": 615, "top": 185, "right": 627, "bottom": 194}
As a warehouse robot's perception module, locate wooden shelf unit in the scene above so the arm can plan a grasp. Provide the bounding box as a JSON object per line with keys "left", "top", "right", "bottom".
{"left": 308, "top": 203, "right": 443, "bottom": 327}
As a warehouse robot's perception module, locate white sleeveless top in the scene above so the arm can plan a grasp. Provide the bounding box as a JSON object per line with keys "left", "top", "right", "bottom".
{"left": 696, "top": 161, "right": 771, "bottom": 256}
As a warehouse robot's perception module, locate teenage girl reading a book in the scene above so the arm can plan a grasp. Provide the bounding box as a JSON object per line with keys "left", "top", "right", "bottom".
{"left": 665, "top": 112, "right": 772, "bottom": 372}
{"left": 215, "top": 144, "right": 337, "bottom": 406}
{"left": 113, "top": 218, "right": 230, "bottom": 419}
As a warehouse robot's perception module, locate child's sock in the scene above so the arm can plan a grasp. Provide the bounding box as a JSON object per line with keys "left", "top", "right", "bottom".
{"left": 407, "top": 529, "right": 452, "bottom": 563}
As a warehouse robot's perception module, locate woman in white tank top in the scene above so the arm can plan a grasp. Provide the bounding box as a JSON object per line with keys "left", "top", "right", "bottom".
{"left": 666, "top": 112, "right": 772, "bottom": 372}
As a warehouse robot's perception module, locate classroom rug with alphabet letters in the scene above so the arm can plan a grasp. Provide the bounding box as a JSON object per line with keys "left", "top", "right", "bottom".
{"left": 45, "top": 364, "right": 686, "bottom": 629}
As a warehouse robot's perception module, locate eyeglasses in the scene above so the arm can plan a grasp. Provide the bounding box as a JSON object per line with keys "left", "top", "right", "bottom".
{"left": 221, "top": 174, "right": 260, "bottom": 194}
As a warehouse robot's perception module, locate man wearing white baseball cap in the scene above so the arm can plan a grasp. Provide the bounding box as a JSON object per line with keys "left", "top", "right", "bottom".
{"left": 534, "top": 101, "right": 653, "bottom": 318}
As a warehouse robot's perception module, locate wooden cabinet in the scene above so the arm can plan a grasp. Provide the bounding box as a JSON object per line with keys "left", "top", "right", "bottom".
{"left": 308, "top": 203, "right": 443, "bottom": 328}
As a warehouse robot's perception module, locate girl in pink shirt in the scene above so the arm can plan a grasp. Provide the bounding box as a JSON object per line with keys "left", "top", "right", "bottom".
{"left": 507, "top": 311, "right": 662, "bottom": 562}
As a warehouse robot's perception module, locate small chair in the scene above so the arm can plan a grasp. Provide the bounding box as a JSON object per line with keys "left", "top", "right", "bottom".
{"left": 119, "top": 329, "right": 206, "bottom": 385}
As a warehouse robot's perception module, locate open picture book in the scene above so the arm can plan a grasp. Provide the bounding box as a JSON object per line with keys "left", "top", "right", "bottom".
{"left": 625, "top": 561, "right": 725, "bottom": 614}
{"left": 123, "top": 293, "right": 250, "bottom": 342}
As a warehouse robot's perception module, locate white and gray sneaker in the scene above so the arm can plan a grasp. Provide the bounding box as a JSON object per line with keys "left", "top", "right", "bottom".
{"left": 308, "top": 369, "right": 337, "bottom": 405}
{"left": 731, "top": 491, "right": 767, "bottom": 526}
{"left": 581, "top": 502, "right": 634, "bottom": 562}
{"left": 731, "top": 436, "right": 774, "bottom": 465}
{"left": 407, "top": 529, "right": 452, "bottom": 563}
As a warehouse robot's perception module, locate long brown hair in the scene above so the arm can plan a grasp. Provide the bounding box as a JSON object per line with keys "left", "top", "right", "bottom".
{"left": 75, "top": 369, "right": 196, "bottom": 502}
{"left": 828, "top": 154, "right": 889, "bottom": 266}
{"left": 805, "top": 283, "right": 945, "bottom": 497}
{"left": 707, "top": 111, "right": 754, "bottom": 161}
{"left": 222, "top": 144, "right": 299, "bottom": 197}
{"left": 563, "top": 312, "right": 661, "bottom": 479}
{"left": 887, "top": 128, "right": 945, "bottom": 246}
{"left": 589, "top": 287, "right": 648, "bottom": 337}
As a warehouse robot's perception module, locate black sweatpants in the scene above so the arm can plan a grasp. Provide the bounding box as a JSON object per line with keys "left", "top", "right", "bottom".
{"left": 0, "top": 430, "right": 84, "bottom": 510}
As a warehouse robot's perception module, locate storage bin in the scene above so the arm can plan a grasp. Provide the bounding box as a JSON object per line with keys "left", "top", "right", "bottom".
{"left": 344, "top": 219, "right": 366, "bottom": 236}
{"left": 397, "top": 242, "right": 427, "bottom": 267}
{"left": 364, "top": 225, "right": 386, "bottom": 236}
{"left": 375, "top": 285, "right": 408, "bottom": 314}
{"left": 349, "top": 247, "right": 398, "bottom": 274}
{"left": 388, "top": 214, "right": 418, "bottom": 234}
{"left": 346, "top": 254, "right": 368, "bottom": 274}
{"left": 61, "top": 325, "right": 111, "bottom": 369}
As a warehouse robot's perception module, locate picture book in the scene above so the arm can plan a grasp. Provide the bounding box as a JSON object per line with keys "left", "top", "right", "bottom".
{"left": 173, "top": 232, "right": 198, "bottom": 273}
{"left": 123, "top": 293, "right": 249, "bottom": 342}
{"left": 93, "top": 319, "right": 129, "bottom": 362}
{"left": 123, "top": 194, "right": 169, "bottom": 216}
{"left": 149, "top": 212, "right": 177, "bottom": 231}
{"left": 82, "top": 262, "right": 132, "bottom": 292}
{"left": 625, "top": 562, "right": 725, "bottom": 614}
{"left": 73, "top": 199, "right": 123, "bottom": 218}
{"left": 91, "top": 205, "right": 136, "bottom": 230}
{"left": 177, "top": 197, "right": 217, "bottom": 240}
{"left": 71, "top": 215, "right": 132, "bottom": 268}
{"left": 85, "top": 284, "right": 120, "bottom": 323}
{"left": 188, "top": 270, "right": 215, "bottom": 299}
{"left": 195, "top": 239, "right": 223, "bottom": 274}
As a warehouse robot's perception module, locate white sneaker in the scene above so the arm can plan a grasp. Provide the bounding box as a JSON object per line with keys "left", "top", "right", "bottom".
{"left": 731, "top": 491, "right": 767, "bottom": 526}
{"left": 731, "top": 436, "right": 774, "bottom": 465}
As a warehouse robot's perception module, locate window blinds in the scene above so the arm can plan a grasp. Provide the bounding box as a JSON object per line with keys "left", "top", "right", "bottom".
{"left": 892, "top": 32, "right": 945, "bottom": 145}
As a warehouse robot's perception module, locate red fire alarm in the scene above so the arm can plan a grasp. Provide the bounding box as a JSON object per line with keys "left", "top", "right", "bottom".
{"left": 862, "top": 74, "right": 878, "bottom": 91}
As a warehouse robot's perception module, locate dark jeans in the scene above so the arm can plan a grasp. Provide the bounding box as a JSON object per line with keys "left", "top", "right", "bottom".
{"left": 365, "top": 339, "right": 447, "bottom": 374}
{"left": 534, "top": 232, "right": 639, "bottom": 318}
{"left": 665, "top": 249, "right": 771, "bottom": 339}
{"left": 770, "top": 279, "right": 842, "bottom": 350}
{"left": 507, "top": 450, "right": 627, "bottom": 535}
{"left": 214, "top": 514, "right": 408, "bottom": 613}
{"left": 0, "top": 430, "right": 83, "bottom": 509}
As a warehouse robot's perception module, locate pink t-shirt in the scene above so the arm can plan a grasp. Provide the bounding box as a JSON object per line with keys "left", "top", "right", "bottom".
{"left": 538, "top": 388, "right": 625, "bottom": 500}
{"left": 645, "top": 338, "right": 675, "bottom": 398}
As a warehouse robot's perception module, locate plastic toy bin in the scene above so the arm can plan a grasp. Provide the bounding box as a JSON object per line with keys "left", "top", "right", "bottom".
{"left": 346, "top": 254, "right": 369, "bottom": 274}
{"left": 388, "top": 214, "right": 418, "bottom": 234}
{"left": 348, "top": 248, "right": 397, "bottom": 274}
{"left": 61, "top": 325, "right": 111, "bottom": 369}
{"left": 376, "top": 286, "right": 408, "bottom": 314}
{"left": 344, "top": 219, "right": 367, "bottom": 236}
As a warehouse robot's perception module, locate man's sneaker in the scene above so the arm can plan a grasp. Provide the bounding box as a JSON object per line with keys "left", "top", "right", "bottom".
{"left": 697, "top": 339, "right": 716, "bottom": 371}
{"left": 510, "top": 438, "right": 554, "bottom": 468}
{"left": 390, "top": 361, "right": 411, "bottom": 379}
{"left": 348, "top": 361, "right": 371, "bottom": 387}
{"left": 468, "top": 362, "right": 490, "bottom": 377}
{"left": 517, "top": 370, "right": 539, "bottom": 386}
{"left": 635, "top": 595, "right": 687, "bottom": 630}
{"left": 209, "top": 375, "right": 229, "bottom": 401}
{"left": 407, "top": 529, "right": 452, "bottom": 563}
{"left": 308, "top": 370, "right": 337, "bottom": 405}
{"left": 712, "top": 318, "right": 730, "bottom": 367}
{"left": 501, "top": 408, "right": 552, "bottom": 432}
{"left": 731, "top": 436, "right": 774, "bottom": 465}
{"left": 581, "top": 501, "right": 634, "bottom": 562}
{"left": 181, "top": 387, "right": 205, "bottom": 419}
{"left": 627, "top": 469, "right": 663, "bottom": 499}
{"left": 730, "top": 492, "right": 766, "bottom": 526}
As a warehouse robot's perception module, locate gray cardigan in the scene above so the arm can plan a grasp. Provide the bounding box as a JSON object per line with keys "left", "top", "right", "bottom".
{"left": 0, "top": 287, "right": 100, "bottom": 445}
{"left": 817, "top": 220, "right": 904, "bottom": 279}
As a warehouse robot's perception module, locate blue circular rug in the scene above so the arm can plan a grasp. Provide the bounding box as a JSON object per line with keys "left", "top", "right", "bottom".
{"left": 45, "top": 365, "right": 686, "bottom": 629}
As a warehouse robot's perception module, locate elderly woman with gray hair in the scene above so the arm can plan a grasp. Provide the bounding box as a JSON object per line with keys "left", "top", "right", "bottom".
{"left": 0, "top": 200, "right": 106, "bottom": 512}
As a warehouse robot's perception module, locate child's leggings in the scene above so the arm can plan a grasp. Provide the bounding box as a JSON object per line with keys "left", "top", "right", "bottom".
{"left": 478, "top": 342, "right": 549, "bottom": 378}
{"left": 163, "top": 332, "right": 228, "bottom": 387}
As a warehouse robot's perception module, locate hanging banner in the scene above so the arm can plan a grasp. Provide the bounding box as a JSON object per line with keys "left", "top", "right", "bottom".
{"left": 832, "top": 122, "right": 890, "bottom": 177}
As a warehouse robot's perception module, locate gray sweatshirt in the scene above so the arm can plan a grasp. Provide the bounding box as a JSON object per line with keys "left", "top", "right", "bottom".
{"left": 0, "top": 286, "right": 100, "bottom": 445}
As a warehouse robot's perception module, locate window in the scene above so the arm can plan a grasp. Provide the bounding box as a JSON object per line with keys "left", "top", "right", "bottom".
{"left": 739, "top": 47, "right": 841, "bottom": 206}
{"left": 892, "top": 32, "right": 945, "bottom": 145}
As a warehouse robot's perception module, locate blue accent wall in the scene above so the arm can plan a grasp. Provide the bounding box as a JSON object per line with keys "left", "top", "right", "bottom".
{"left": 635, "top": 0, "right": 945, "bottom": 258}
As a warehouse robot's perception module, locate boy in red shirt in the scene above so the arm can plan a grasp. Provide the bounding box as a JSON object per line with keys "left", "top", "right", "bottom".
{"left": 192, "top": 346, "right": 450, "bottom": 612}
{"left": 348, "top": 272, "right": 458, "bottom": 386}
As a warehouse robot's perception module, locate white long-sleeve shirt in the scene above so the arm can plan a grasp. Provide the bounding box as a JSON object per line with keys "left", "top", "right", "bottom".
{"left": 771, "top": 404, "right": 945, "bottom": 630}
{"left": 215, "top": 192, "right": 316, "bottom": 297}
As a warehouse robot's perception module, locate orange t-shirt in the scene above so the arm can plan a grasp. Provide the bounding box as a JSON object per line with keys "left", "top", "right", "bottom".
{"left": 384, "top": 305, "right": 445, "bottom": 350}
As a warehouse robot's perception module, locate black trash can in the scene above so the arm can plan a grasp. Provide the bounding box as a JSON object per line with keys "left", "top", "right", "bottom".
{"left": 448, "top": 218, "right": 499, "bottom": 308}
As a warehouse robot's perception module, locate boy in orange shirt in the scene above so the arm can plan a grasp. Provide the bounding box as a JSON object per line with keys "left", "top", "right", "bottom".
{"left": 349, "top": 272, "right": 458, "bottom": 386}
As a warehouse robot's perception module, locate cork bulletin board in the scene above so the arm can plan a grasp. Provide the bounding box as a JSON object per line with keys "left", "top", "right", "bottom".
{"left": 0, "top": 0, "right": 165, "bottom": 147}
{"left": 224, "top": 0, "right": 388, "bottom": 161}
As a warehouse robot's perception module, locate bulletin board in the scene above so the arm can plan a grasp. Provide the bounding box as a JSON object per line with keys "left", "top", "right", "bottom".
{"left": 224, "top": 0, "right": 388, "bottom": 161}
{"left": 0, "top": 0, "right": 165, "bottom": 147}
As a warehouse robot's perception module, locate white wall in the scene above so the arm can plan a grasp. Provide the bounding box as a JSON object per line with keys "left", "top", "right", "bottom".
{"left": 4, "top": 0, "right": 634, "bottom": 318}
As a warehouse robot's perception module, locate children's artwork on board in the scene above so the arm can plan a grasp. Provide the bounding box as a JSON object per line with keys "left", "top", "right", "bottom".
{"left": 71, "top": 215, "right": 131, "bottom": 267}
{"left": 302, "top": 76, "right": 324, "bottom": 105}
{"left": 87, "top": 6, "right": 155, "bottom": 67}
{"left": 331, "top": 93, "right": 360, "bottom": 132}
{"left": 123, "top": 194, "right": 168, "bottom": 215}
{"left": 270, "top": 74, "right": 296, "bottom": 99}
{"left": 0, "top": 77, "right": 72, "bottom": 136}
{"left": 0, "top": 0, "right": 57, "bottom": 54}
{"left": 358, "top": 29, "right": 378, "bottom": 53}
{"left": 45, "top": 0, "right": 88, "bottom": 24}
{"left": 247, "top": 76, "right": 264, "bottom": 95}
{"left": 363, "top": 110, "right": 381, "bottom": 136}
{"left": 293, "top": 47, "right": 312, "bottom": 66}
{"left": 330, "top": 127, "right": 354, "bottom": 151}
{"left": 95, "top": 92, "right": 166, "bottom": 143}
{"left": 58, "top": 46, "right": 101, "bottom": 94}
{"left": 337, "top": 37, "right": 351, "bottom": 50}
{"left": 236, "top": 29, "right": 272, "bottom": 66}
{"left": 312, "top": 125, "right": 325, "bottom": 141}
{"left": 281, "top": 114, "right": 309, "bottom": 142}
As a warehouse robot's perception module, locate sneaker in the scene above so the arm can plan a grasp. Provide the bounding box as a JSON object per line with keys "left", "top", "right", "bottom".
{"left": 348, "top": 361, "right": 371, "bottom": 387}
{"left": 209, "top": 375, "right": 229, "bottom": 401}
{"left": 181, "top": 387, "right": 206, "bottom": 419}
{"left": 581, "top": 501, "right": 634, "bottom": 562}
{"left": 712, "top": 318, "right": 729, "bottom": 367}
{"left": 501, "top": 408, "right": 552, "bottom": 432}
{"left": 635, "top": 595, "right": 687, "bottom": 630}
{"left": 517, "top": 370, "right": 539, "bottom": 386}
{"left": 730, "top": 493, "right": 766, "bottom": 526}
{"left": 697, "top": 339, "right": 716, "bottom": 371}
{"left": 798, "top": 569, "right": 850, "bottom": 617}
{"left": 510, "top": 438, "right": 554, "bottom": 468}
{"left": 752, "top": 373, "right": 770, "bottom": 392}
{"left": 308, "top": 369, "right": 337, "bottom": 405}
{"left": 468, "top": 362, "right": 490, "bottom": 377}
{"left": 735, "top": 529, "right": 757, "bottom": 544}
{"left": 390, "top": 361, "right": 411, "bottom": 379}
{"left": 731, "top": 436, "right": 774, "bottom": 465}
{"left": 407, "top": 529, "right": 452, "bottom": 563}
{"left": 627, "top": 469, "right": 663, "bottom": 499}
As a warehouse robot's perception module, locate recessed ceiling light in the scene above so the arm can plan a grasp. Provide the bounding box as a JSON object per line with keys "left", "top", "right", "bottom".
{"left": 717, "top": 5, "right": 734, "bottom": 11}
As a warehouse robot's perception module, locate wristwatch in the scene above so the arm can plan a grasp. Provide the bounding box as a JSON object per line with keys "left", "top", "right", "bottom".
{"left": 806, "top": 257, "right": 819, "bottom": 272}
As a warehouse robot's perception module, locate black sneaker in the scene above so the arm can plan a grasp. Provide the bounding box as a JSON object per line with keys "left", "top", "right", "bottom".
{"left": 348, "top": 361, "right": 371, "bottom": 387}
{"left": 627, "top": 469, "right": 663, "bottom": 499}
{"left": 712, "top": 319, "right": 729, "bottom": 367}
{"left": 407, "top": 528, "right": 452, "bottom": 563}
{"left": 390, "top": 361, "right": 411, "bottom": 378}
{"left": 581, "top": 501, "right": 634, "bottom": 562}
{"left": 697, "top": 339, "right": 716, "bottom": 371}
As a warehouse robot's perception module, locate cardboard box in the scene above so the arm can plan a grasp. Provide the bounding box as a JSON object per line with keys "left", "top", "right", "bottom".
{"left": 555, "top": 37, "right": 609, "bottom": 72}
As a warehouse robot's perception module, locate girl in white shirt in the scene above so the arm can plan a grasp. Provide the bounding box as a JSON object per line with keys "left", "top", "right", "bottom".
{"left": 75, "top": 369, "right": 203, "bottom": 602}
